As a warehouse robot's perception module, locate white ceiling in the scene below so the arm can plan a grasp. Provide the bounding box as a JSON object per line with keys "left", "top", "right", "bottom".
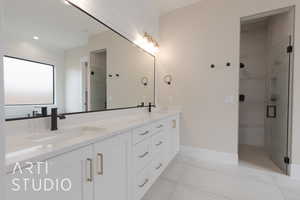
{"left": 3, "top": 0, "right": 205, "bottom": 50}
{"left": 156, "top": 0, "right": 204, "bottom": 15}
{"left": 4, "top": 0, "right": 109, "bottom": 50}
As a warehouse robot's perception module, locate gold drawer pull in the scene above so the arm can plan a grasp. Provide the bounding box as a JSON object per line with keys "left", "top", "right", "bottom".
{"left": 86, "top": 158, "right": 93, "bottom": 182}
{"left": 156, "top": 124, "right": 164, "bottom": 128}
{"left": 155, "top": 163, "right": 163, "bottom": 170}
{"left": 97, "top": 153, "right": 103, "bottom": 175}
{"left": 155, "top": 141, "right": 163, "bottom": 146}
{"left": 138, "top": 179, "right": 149, "bottom": 188}
{"left": 172, "top": 120, "right": 176, "bottom": 128}
{"left": 139, "top": 151, "right": 149, "bottom": 158}
{"left": 140, "top": 130, "right": 149, "bottom": 136}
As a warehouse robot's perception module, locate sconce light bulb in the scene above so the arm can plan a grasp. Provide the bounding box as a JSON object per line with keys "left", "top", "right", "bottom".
{"left": 64, "top": 0, "right": 71, "bottom": 5}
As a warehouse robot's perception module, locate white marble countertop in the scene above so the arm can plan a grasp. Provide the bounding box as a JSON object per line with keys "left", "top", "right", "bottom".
{"left": 5, "top": 110, "right": 180, "bottom": 173}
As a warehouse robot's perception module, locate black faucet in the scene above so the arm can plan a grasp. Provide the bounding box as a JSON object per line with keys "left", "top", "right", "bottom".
{"left": 51, "top": 108, "right": 66, "bottom": 131}
{"left": 148, "top": 102, "right": 152, "bottom": 113}
{"left": 137, "top": 102, "right": 145, "bottom": 107}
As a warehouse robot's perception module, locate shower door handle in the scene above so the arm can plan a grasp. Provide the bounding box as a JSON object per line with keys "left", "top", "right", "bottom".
{"left": 267, "top": 105, "right": 276, "bottom": 118}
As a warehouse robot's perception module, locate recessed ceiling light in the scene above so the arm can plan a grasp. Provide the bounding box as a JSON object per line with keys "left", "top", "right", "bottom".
{"left": 64, "top": 0, "right": 71, "bottom": 5}
{"left": 33, "top": 36, "right": 39, "bottom": 40}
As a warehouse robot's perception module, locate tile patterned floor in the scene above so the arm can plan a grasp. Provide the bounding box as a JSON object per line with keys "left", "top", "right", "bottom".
{"left": 142, "top": 150, "right": 300, "bottom": 200}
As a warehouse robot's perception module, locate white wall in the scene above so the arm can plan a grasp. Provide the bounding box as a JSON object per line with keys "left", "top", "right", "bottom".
{"left": 239, "top": 21, "right": 268, "bottom": 147}
{"left": 158, "top": 0, "right": 300, "bottom": 167}
{"left": 64, "top": 45, "right": 88, "bottom": 113}
{"left": 65, "top": 31, "right": 155, "bottom": 112}
{"left": 89, "top": 32, "right": 155, "bottom": 109}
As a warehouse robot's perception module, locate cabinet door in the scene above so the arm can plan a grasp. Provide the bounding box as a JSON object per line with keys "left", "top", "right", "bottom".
{"left": 6, "top": 146, "right": 93, "bottom": 200}
{"left": 93, "top": 133, "right": 130, "bottom": 200}
{"left": 167, "top": 116, "right": 180, "bottom": 159}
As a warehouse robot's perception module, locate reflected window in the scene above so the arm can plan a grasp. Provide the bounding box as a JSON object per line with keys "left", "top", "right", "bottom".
{"left": 3, "top": 56, "right": 54, "bottom": 105}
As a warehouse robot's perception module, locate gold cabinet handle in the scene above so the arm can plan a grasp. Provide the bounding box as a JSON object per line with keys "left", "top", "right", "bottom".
{"left": 155, "top": 163, "right": 163, "bottom": 170}
{"left": 172, "top": 120, "right": 176, "bottom": 128}
{"left": 86, "top": 158, "right": 93, "bottom": 182}
{"left": 138, "top": 179, "right": 149, "bottom": 188}
{"left": 139, "top": 151, "right": 149, "bottom": 158}
{"left": 97, "top": 153, "right": 103, "bottom": 175}
{"left": 140, "top": 130, "right": 150, "bottom": 136}
{"left": 155, "top": 141, "right": 163, "bottom": 146}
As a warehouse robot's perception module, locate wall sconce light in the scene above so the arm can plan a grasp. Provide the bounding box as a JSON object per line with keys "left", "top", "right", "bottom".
{"left": 163, "top": 75, "right": 172, "bottom": 85}
{"left": 134, "top": 32, "right": 159, "bottom": 55}
{"left": 141, "top": 77, "right": 149, "bottom": 86}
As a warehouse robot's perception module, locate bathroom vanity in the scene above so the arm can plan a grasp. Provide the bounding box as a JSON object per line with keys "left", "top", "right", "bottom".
{"left": 5, "top": 110, "right": 180, "bottom": 200}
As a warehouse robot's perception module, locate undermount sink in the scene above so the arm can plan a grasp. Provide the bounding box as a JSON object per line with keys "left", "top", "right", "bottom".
{"left": 28, "top": 126, "right": 106, "bottom": 143}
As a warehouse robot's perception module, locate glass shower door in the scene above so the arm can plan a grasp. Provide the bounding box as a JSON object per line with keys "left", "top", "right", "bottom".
{"left": 266, "top": 35, "right": 292, "bottom": 173}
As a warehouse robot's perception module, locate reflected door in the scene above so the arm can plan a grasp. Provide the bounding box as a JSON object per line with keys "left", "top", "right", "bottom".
{"left": 89, "top": 50, "right": 107, "bottom": 111}
{"left": 266, "top": 35, "right": 292, "bottom": 173}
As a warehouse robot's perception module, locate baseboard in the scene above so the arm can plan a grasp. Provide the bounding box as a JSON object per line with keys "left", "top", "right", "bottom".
{"left": 179, "top": 145, "right": 238, "bottom": 165}
{"left": 290, "top": 164, "right": 300, "bottom": 180}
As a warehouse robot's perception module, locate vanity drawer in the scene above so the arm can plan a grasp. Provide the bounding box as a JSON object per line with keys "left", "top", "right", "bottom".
{"left": 153, "top": 121, "right": 167, "bottom": 134}
{"left": 133, "top": 124, "right": 154, "bottom": 144}
{"left": 151, "top": 153, "right": 166, "bottom": 181}
{"left": 133, "top": 139, "right": 152, "bottom": 172}
{"left": 151, "top": 131, "right": 167, "bottom": 155}
{"left": 134, "top": 166, "right": 152, "bottom": 200}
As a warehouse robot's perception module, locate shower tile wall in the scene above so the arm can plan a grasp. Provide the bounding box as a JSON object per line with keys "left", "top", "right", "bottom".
{"left": 239, "top": 21, "right": 268, "bottom": 147}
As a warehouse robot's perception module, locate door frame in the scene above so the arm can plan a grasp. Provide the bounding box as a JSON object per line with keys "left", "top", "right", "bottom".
{"left": 80, "top": 56, "right": 89, "bottom": 112}
{"left": 238, "top": 6, "right": 295, "bottom": 175}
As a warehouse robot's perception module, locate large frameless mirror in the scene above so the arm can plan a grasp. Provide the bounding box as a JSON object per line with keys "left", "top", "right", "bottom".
{"left": 3, "top": 0, "right": 155, "bottom": 120}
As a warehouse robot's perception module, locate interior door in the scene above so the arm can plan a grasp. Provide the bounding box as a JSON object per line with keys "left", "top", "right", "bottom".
{"left": 266, "top": 34, "right": 292, "bottom": 173}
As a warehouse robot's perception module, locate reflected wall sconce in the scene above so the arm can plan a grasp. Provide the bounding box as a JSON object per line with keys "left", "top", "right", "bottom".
{"left": 141, "top": 77, "right": 149, "bottom": 86}
{"left": 143, "top": 32, "right": 159, "bottom": 49}
{"left": 163, "top": 75, "right": 172, "bottom": 85}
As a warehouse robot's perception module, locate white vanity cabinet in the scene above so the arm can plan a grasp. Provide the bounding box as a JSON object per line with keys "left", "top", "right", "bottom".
{"left": 6, "top": 146, "right": 94, "bottom": 200}
{"left": 132, "top": 115, "right": 180, "bottom": 200}
{"left": 6, "top": 113, "right": 180, "bottom": 200}
{"left": 93, "top": 132, "right": 130, "bottom": 200}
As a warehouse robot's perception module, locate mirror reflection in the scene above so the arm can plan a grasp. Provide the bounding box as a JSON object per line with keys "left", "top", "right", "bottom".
{"left": 3, "top": 0, "right": 155, "bottom": 120}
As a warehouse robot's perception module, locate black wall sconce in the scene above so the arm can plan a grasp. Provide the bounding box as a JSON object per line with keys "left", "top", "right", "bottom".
{"left": 141, "top": 77, "right": 149, "bottom": 86}
{"left": 240, "top": 63, "right": 245, "bottom": 69}
{"left": 239, "top": 94, "right": 245, "bottom": 102}
{"left": 163, "top": 74, "right": 173, "bottom": 85}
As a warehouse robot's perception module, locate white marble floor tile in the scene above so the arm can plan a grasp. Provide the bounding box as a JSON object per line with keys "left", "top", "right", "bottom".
{"left": 160, "top": 160, "right": 187, "bottom": 182}
{"left": 170, "top": 184, "right": 232, "bottom": 200}
{"left": 141, "top": 151, "right": 300, "bottom": 200}
{"left": 180, "top": 164, "right": 285, "bottom": 200}
{"left": 142, "top": 178, "right": 176, "bottom": 200}
{"left": 239, "top": 145, "right": 283, "bottom": 174}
